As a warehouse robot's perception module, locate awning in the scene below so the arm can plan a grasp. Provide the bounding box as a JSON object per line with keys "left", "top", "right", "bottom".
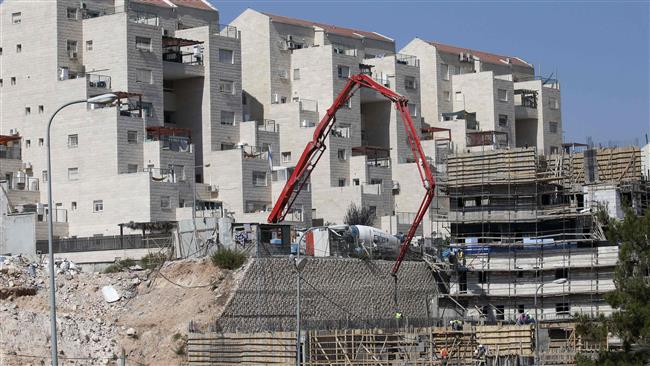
{"left": 162, "top": 36, "right": 203, "bottom": 47}
{"left": 0, "top": 135, "right": 21, "bottom": 145}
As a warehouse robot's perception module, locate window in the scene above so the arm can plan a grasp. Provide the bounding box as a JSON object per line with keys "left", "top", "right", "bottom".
{"left": 245, "top": 201, "right": 269, "bottom": 213}
{"left": 86, "top": 41, "right": 93, "bottom": 51}
{"left": 0, "top": 79, "right": 3, "bottom": 87}
{"left": 353, "top": 178, "right": 360, "bottom": 186}
{"left": 16, "top": 44, "right": 22, "bottom": 53}
{"left": 281, "top": 152, "right": 291, "bottom": 163}
{"left": 370, "top": 178, "right": 382, "bottom": 185}
{"left": 549, "top": 97, "right": 559, "bottom": 110}
{"left": 498, "top": 88, "right": 508, "bottom": 102}
{"left": 549, "top": 121, "right": 559, "bottom": 134}
{"left": 478, "top": 272, "right": 488, "bottom": 284}
{"left": 66, "top": 40, "right": 77, "bottom": 58}
{"left": 93, "top": 200, "right": 104, "bottom": 212}
{"left": 127, "top": 164, "right": 138, "bottom": 174}
{"left": 38, "top": 105, "right": 44, "bottom": 114}
{"left": 160, "top": 196, "right": 171, "bottom": 210}
{"left": 67, "top": 7, "right": 78, "bottom": 20}
{"left": 517, "top": 304, "right": 525, "bottom": 314}
{"left": 405, "top": 76, "right": 417, "bottom": 89}
{"left": 71, "top": 202, "right": 77, "bottom": 211}
{"left": 136, "top": 68, "right": 153, "bottom": 84}
{"left": 11, "top": 77, "right": 16, "bottom": 85}
{"left": 135, "top": 36, "right": 152, "bottom": 51}
{"left": 455, "top": 91, "right": 463, "bottom": 102}
{"left": 293, "top": 68, "right": 300, "bottom": 80}
{"left": 0, "top": 47, "right": 3, "bottom": 56}
{"left": 68, "top": 134, "right": 78, "bottom": 148}
{"left": 252, "top": 171, "right": 267, "bottom": 187}
{"left": 38, "top": 138, "right": 44, "bottom": 147}
{"left": 556, "top": 303, "right": 570, "bottom": 315}
{"left": 127, "top": 130, "right": 138, "bottom": 144}
{"left": 495, "top": 305, "right": 505, "bottom": 321}
{"left": 139, "top": 102, "right": 153, "bottom": 118}
{"left": 218, "top": 80, "right": 234, "bottom": 94}
{"left": 12, "top": 12, "right": 21, "bottom": 24}
{"left": 408, "top": 103, "right": 418, "bottom": 117}
{"left": 220, "top": 111, "right": 235, "bottom": 125}
{"left": 555, "top": 268, "right": 568, "bottom": 280}
{"left": 453, "top": 65, "right": 461, "bottom": 75}
{"left": 68, "top": 167, "right": 79, "bottom": 181}
{"left": 444, "top": 91, "right": 451, "bottom": 101}
{"left": 42, "top": 170, "right": 48, "bottom": 182}
{"left": 441, "top": 63, "right": 449, "bottom": 80}
{"left": 218, "top": 48, "right": 233, "bottom": 63}
{"left": 26, "top": 139, "right": 31, "bottom": 148}
{"left": 337, "top": 65, "right": 350, "bottom": 79}
{"left": 338, "top": 178, "right": 346, "bottom": 187}
{"left": 25, "top": 107, "right": 31, "bottom": 115}
{"left": 221, "top": 143, "right": 235, "bottom": 150}
{"left": 498, "top": 114, "right": 508, "bottom": 127}
{"left": 337, "top": 149, "right": 347, "bottom": 161}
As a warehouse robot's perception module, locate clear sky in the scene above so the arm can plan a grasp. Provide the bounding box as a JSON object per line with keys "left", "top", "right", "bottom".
{"left": 213, "top": 1, "right": 650, "bottom": 146}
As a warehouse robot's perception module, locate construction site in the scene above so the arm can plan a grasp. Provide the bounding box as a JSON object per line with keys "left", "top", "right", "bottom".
{"left": 1, "top": 0, "right": 649, "bottom": 365}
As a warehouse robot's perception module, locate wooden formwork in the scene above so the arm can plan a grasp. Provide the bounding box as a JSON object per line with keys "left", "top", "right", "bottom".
{"left": 546, "top": 147, "right": 642, "bottom": 185}
{"left": 186, "top": 325, "right": 534, "bottom": 365}
{"left": 446, "top": 148, "right": 539, "bottom": 187}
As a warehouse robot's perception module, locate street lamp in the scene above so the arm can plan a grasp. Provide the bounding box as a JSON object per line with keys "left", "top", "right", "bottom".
{"left": 46, "top": 93, "right": 117, "bottom": 366}
{"left": 534, "top": 278, "right": 567, "bottom": 366}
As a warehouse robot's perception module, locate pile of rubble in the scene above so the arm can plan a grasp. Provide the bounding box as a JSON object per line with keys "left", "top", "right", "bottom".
{"left": 0, "top": 254, "right": 239, "bottom": 365}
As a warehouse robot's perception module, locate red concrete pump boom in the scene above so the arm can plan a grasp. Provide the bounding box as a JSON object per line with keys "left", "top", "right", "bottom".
{"left": 267, "top": 73, "right": 436, "bottom": 276}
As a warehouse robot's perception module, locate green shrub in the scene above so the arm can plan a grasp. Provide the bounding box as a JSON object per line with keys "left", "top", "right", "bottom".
{"left": 211, "top": 248, "right": 247, "bottom": 270}
{"left": 171, "top": 332, "right": 188, "bottom": 355}
{"left": 102, "top": 258, "right": 136, "bottom": 273}
{"left": 141, "top": 252, "right": 167, "bottom": 270}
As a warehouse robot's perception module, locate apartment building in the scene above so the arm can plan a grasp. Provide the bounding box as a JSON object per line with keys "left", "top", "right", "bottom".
{"left": 231, "top": 9, "right": 428, "bottom": 225}
{"left": 402, "top": 38, "right": 563, "bottom": 156}
{"left": 0, "top": 0, "right": 247, "bottom": 237}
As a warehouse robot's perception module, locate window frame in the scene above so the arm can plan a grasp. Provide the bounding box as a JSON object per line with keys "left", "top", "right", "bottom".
{"left": 218, "top": 48, "right": 234, "bottom": 64}
{"left": 549, "top": 121, "right": 559, "bottom": 134}
{"left": 135, "top": 68, "right": 153, "bottom": 84}
{"left": 135, "top": 36, "right": 152, "bottom": 52}
{"left": 337, "top": 149, "right": 347, "bottom": 161}
{"left": 160, "top": 195, "right": 171, "bottom": 210}
{"left": 498, "top": 88, "right": 508, "bottom": 102}
{"left": 67, "top": 7, "right": 78, "bottom": 20}
{"left": 67, "top": 134, "right": 79, "bottom": 148}
{"left": 252, "top": 171, "right": 267, "bottom": 187}
{"left": 220, "top": 110, "right": 235, "bottom": 126}
{"left": 86, "top": 41, "right": 93, "bottom": 51}
{"left": 281, "top": 151, "right": 291, "bottom": 163}
{"left": 93, "top": 200, "right": 104, "bottom": 213}
{"left": 441, "top": 63, "right": 450, "bottom": 81}
{"left": 218, "top": 79, "right": 235, "bottom": 95}
{"left": 11, "top": 12, "right": 21, "bottom": 24}
{"left": 67, "top": 167, "right": 79, "bottom": 181}
{"left": 498, "top": 114, "right": 509, "bottom": 127}
{"left": 337, "top": 65, "right": 350, "bottom": 79}
{"left": 127, "top": 130, "right": 138, "bottom": 144}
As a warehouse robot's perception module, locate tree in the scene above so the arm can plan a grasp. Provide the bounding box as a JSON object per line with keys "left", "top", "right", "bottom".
{"left": 343, "top": 203, "right": 376, "bottom": 226}
{"left": 576, "top": 208, "right": 650, "bottom": 365}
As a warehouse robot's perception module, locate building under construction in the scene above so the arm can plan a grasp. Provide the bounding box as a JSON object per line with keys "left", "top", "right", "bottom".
{"left": 431, "top": 145, "right": 647, "bottom": 363}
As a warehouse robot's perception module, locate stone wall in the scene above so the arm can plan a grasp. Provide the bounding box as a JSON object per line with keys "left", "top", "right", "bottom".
{"left": 217, "top": 257, "right": 438, "bottom": 332}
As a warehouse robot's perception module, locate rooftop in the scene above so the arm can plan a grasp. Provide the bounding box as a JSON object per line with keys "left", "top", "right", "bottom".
{"left": 261, "top": 11, "right": 393, "bottom": 43}
{"left": 131, "top": 0, "right": 217, "bottom": 12}
{"left": 425, "top": 39, "right": 532, "bottom": 68}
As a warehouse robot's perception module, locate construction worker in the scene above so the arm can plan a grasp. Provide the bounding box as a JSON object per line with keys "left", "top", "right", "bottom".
{"left": 441, "top": 347, "right": 448, "bottom": 366}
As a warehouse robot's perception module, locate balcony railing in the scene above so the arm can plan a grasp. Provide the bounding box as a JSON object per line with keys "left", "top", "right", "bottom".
{"left": 366, "top": 157, "right": 391, "bottom": 168}
{"left": 146, "top": 136, "right": 192, "bottom": 153}
{"left": 128, "top": 11, "right": 158, "bottom": 26}
{"left": 396, "top": 53, "right": 419, "bottom": 67}
{"left": 241, "top": 146, "right": 269, "bottom": 160}
{"left": 163, "top": 51, "right": 203, "bottom": 65}
{"left": 87, "top": 73, "right": 111, "bottom": 89}
{"left": 0, "top": 145, "right": 21, "bottom": 160}
{"left": 217, "top": 24, "right": 239, "bottom": 39}
{"left": 256, "top": 119, "right": 279, "bottom": 133}
{"left": 331, "top": 126, "right": 351, "bottom": 139}
{"left": 10, "top": 174, "right": 39, "bottom": 191}
{"left": 373, "top": 75, "right": 390, "bottom": 87}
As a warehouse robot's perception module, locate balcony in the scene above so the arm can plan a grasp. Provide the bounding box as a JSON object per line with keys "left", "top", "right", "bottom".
{"left": 58, "top": 69, "right": 112, "bottom": 90}
{"left": 9, "top": 173, "right": 39, "bottom": 191}
{"left": 466, "top": 131, "right": 509, "bottom": 148}
{"left": 331, "top": 126, "right": 351, "bottom": 139}
{"left": 146, "top": 126, "right": 192, "bottom": 153}
{"left": 514, "top": 89, "right": 539, "bottom": 119}
{"left": 0, "top": 135, "right": 21, "bottom": 159}
{"left": 352, "top": 146, "right": 391, "bottom": 168}
{"left": 441, "top": 110, "right": 479, "bottom": 130}
{"left": 256, "top": 119, "right": 279, "bottom": 133}
{"left": 222, "top": 145, "right": 270, "bottom": 161}
{"left": 128, "top": 10, "right": 159, "bottom": 26}
{"left": 396, "top": 53, "right": 419, "bottom": 67}
{"left": 216, "top": 24, "right": 239, "bottom": 39}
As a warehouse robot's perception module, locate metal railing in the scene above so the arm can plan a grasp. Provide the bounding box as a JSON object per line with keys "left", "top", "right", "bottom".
{"left": 396, "top": 53, "right": 419, "bottom": 67}
{"left": 217, "top": 24, "right": 239, "bottom": 39}
{"left": 128, "top": 10, "right": 158, "bottom": 26}
{"left": 146, "top": 136, "right": 192, "bottom": 153}
{"left": 227, "top": 145, "right": 270, "bottom": 161}
{"left": 36, "top": 234, "right": 171, "bottom": 254}
{"left": 372, "top": 75, "right": 390, "bottom": 87}
{"left": 0, "top": 145, "right": 21, "bottom": 160}
{"left": 87, "top": 73, "right": 111, "bottom": 89}
{"left": 331, "top": 126, "right": 350, "bottom": 139}
{"left": 256, "top": 119, "right": 279, "bottom": 133}
{"left": 162, "top": 51, "right": 203, "bottom": 65}
{"left": 366, "top": 157, "right": 391, "bottom": 168}
{"left": 144, "top": 167, "right": 177, "bottom": 182}
{"left": 10, "top": 174, "right": 39, "bottom": 191}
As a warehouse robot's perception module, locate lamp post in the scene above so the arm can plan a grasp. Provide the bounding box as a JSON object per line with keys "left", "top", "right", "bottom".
{"left": 46, "top": 93, "right": 117, "bottom": 366}
{"left": 534, "top": 277, "right": 567, "bottom": 366}
{"left": 292, "top": 228, "right": 316, "bottom": 366}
